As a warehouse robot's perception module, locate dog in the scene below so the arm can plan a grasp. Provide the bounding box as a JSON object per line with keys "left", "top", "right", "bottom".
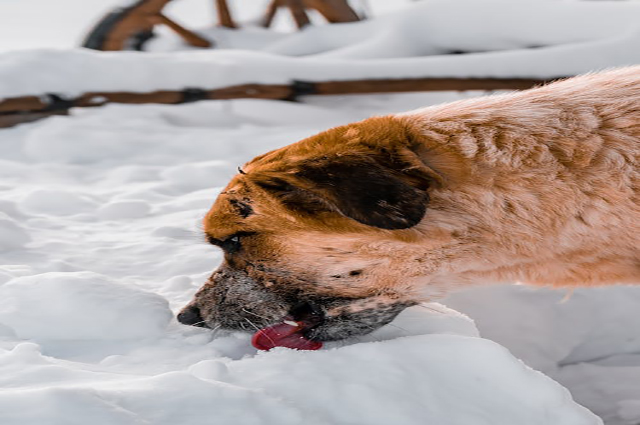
{"left": 178, "top": 67, "right": 639, "bottom": 343}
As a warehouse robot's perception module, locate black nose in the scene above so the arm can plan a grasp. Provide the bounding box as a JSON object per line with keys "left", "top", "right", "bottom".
{"left": 177, "top": 305, "right": 205, "bottom": 327}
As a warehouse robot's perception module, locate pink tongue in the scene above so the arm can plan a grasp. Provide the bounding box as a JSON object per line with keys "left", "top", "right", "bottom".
{"left": 252, "top": 322, "right": 322, "bottom": 351}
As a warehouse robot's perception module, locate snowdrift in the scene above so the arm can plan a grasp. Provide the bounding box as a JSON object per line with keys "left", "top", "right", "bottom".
{"left": 1, "top": 0, "right": 640, "bottom": 100}
{"left": 0, "top": 292, "right": 599, "bottom": 425}
{"left": 446, "top": 285, "right": 640, "bottom": 425}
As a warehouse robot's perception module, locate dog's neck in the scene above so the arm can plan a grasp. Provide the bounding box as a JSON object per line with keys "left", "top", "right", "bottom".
{"left": 393, "top": 90, "right": 639, "bottom": 289}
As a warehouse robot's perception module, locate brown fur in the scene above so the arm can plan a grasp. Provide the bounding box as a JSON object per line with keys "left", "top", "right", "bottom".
{"left": 180, "top": 67, "right": 640, "bottom": 341}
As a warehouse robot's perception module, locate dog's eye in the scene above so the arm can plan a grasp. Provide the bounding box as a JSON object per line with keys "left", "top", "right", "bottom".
{"left": 206, "top": 232, "right": 255, "bottom": 254}
{"left": 221, "top": 234, "right": 242, "bottom": 254}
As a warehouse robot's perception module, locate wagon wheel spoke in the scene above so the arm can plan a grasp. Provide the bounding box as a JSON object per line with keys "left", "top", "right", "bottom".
{"left": 83, "top": 0, "right": 361, "bottom": 51}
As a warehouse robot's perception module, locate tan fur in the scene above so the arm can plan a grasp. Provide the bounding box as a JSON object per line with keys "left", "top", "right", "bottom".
{"left": 191, "top": 67, "right": 639, "bottom": 336}
{"left": 395, "top": 67, "right": 639, "bottom": 293}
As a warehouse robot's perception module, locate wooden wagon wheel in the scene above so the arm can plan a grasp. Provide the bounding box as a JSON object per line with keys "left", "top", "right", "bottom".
{"left": 82, "top": 0, "right": 361, "bottom": 51}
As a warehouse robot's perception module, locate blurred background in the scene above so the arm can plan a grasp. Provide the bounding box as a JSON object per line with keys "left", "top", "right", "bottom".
{"left": 0, "top": 0, "right": 415, "bottom": 52}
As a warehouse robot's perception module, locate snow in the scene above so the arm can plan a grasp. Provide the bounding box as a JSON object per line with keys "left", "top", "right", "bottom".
{"left": 225, "top": 335, "right": 592, "bottom": 425}
{"left": 0, "top": 0, "right": 566, "bottom": 54}
{"left": 2, "top": 1, "right": 640, "bottom": 100}
{"left": 260, "top": 0, "right": 640, "bottom": 58}
{"left": 20, "top": 188, "right": 99, "bottom": 216}
{"left": 97, "top": 200, "right": 151, "bottom": 220}
{"left": 0, "top": 0, "right": 124, "bottom": 53}
{"left": 0, "top": 272, "right": 172, "bottom": 341}
{"left": 1, "top": 0, "right": 639, "bottom": 423}
{"left": 445, "top": 285, "right": 640, "bottom": 424}
{"left": 0, "top": 213, "right": 31, "bottom": 252}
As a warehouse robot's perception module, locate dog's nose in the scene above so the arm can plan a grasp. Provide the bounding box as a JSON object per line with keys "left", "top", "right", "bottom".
{"left": 177, "top": 305, "right": 205, "bottom": 327}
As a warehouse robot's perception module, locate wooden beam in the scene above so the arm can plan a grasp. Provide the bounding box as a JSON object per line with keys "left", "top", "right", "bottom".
{"left": 0, "top": 111, "right": 68, "bottom": 129}
{"left": 312, "top": 77, "right": 552, "bottom": 94}
{"left": 0, "top": 77, "right": 563, "bottom": 128}
{"left": 0, "top": 96, "right": 45, "bottom": 113}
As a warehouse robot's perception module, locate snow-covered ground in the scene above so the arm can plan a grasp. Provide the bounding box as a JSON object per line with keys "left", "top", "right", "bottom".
{"left": 445, "top": 284, "right": 640, "bottom": 425}
{"left": 1, "top": 0, "right": 639, "bottom": 424}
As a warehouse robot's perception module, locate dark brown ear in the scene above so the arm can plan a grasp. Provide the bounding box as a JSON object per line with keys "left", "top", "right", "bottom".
{"left": 255, "top": 155, "right": 432, "bottom": 230}
{"left": 253, "top": 177, "right": 334, "bottom": 215}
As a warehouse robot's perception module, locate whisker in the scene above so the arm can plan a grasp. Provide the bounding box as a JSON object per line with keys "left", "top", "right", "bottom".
{"left": 242, "top": 308, "right": 270, "bottom": 321}
{"left": 210, "top": 324, "right": 223, "bottom": 338}
{"left": 416, "top": 304, "right": 446, "bottom": 314}
{"left": 244, "top": 318, "right": 262, "bottom": 332}
{"left": 386, "top": 323, "right": 410, "bottom": 335}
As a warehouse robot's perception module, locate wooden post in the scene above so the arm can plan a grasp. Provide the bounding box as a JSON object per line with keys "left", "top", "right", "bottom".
{"left": 216, "top": 0, "right": 236, "bottom": 28}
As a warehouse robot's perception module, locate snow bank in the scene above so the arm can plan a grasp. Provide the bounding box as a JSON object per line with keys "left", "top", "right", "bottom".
{"left": 1, "top": 0, "right": 640, "bottom": 100}
{"left": 0, "top": 306, "right": 600, "bottom": 425}
{"left": 262, "top": 0, "right": 640, "bottom": 58}
{"left": 19, "top": 188, "right": 98, "bottom": 216}
{"left": 445, "top": 285, "right": 640, "bottom": 424}
{"left": 0, "top": 272, "right": 172, "bottom": 340}
{"left": 446, "top": 285, "right": 640, "bottom": 372}
{"left": 222, "top": 334, "right": 599, "bottom": 425}
{"left": 0, "top": 212, "right": 31, "bottom": 252}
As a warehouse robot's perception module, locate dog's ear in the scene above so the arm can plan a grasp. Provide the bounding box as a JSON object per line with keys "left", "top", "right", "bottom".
{"left": 297, "top": 156, "right": 430, "bottom": 229}
{"left": 253, "top": 176, "right": 334, "bottom": 215}
{"left": 254, "top": 154, "right": 433, "bottom": 230}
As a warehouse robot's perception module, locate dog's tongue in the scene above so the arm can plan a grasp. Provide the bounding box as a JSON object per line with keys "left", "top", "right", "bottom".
{"left": 252, "top": 321, "right": 322, "bottom": 351}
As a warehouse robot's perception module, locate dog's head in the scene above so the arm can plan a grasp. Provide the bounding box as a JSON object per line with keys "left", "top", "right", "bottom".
{"left": 178, "top": 116, "right": 459, "bottom": 341}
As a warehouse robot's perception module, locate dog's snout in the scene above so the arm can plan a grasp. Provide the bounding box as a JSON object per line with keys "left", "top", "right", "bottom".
{"left": 177, "top": 305, "right": 205, "bottom": 327}
{"left": 289, "top": 302, "right": 324, "bottom": 326}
